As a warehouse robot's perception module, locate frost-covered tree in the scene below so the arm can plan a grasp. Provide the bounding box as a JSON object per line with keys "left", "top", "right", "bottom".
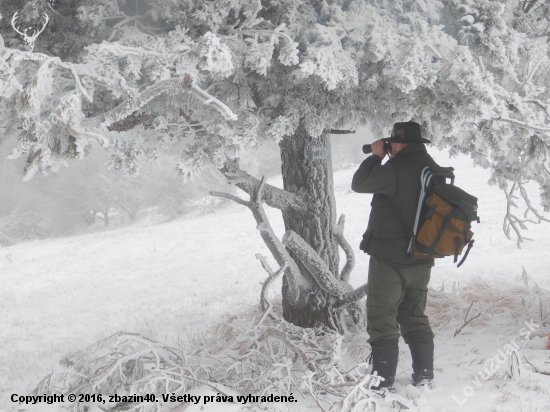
{"left": 2, "top": 0, "right": 550, "bottom": 329}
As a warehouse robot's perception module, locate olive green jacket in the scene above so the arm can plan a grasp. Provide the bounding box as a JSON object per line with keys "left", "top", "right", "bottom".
{"left": 352, "top": 144, "right": 440, "bottom": 265}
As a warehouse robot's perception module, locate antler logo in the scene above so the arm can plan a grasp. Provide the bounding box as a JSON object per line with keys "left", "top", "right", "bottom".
{"left": 11, "top": 11, "right": 49, "bottom": 52}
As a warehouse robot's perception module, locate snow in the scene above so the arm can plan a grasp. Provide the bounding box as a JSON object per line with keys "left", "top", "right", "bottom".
{"left": 1, "top": 148, "right": 550, "bottom": 411}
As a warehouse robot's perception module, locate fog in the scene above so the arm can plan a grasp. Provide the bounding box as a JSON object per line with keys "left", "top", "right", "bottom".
{"left": 0, "top": 130, "right": 370, "bottom": 246}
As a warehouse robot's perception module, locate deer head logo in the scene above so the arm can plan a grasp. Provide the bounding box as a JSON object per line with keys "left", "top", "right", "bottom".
{"left": 11, "top": 11, "right": 49, "bottom": 52}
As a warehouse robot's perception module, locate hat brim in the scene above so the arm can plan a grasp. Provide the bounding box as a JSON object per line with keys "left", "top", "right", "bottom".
{"left": 386, "top": 137, "right": 432, "bottom": 144}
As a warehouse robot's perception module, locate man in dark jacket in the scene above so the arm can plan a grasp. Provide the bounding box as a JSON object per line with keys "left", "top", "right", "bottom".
{"left": 351, "top": 121, "right": 437, "bottom": 391}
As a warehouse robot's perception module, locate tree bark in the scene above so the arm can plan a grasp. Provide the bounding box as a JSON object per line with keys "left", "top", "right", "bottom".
{"left": 279, "top": 124, "right": 340, "bottom": 327}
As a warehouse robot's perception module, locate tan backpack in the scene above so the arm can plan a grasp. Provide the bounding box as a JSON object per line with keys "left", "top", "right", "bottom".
{"left": 392, "top": 166, "right": 479, "bottom": 267}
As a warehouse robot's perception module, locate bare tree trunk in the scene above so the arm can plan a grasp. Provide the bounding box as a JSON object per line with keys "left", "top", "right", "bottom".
{"left": 279, "top": 125, "right": 340, "bottom": 327}
{"left": 217, "top": 124, "right": 364, "bottom": 330}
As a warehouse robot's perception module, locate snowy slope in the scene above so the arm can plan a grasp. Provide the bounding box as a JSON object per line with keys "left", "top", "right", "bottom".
{"left": 1, "top": 149, "right": 550, "bottom": 411}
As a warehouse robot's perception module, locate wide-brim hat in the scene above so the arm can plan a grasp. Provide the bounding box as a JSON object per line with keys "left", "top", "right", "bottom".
{"left": 387, "top": 121, "right": 431, "bottom": 144}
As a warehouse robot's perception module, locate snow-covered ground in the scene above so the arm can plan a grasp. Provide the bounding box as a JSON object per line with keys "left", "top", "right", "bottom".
{"left": 1, "top": 149, "right": 550, "bottom": 411}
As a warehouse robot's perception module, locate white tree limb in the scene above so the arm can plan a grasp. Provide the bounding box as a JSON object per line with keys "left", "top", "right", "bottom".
{"left": 334, "top": 214, "right": 354, "bottom": 282}
{"left": 525, "top": 56, "right": 546, "bottom": 85}
{"left": 523, "top": 99, "right": 550, "bottom": 118}
{"left": 493, "top": 116, "right": 550, "bottom": 132}
{"left": 220, "top": 159, "right": 309, "bottom": 216}
{"left": 259, "top": 328, "right": 317, "bottom": 372}
{"left": 334, "top": 283, "right": 369, "bottom": 310}
{"left": 282, "top": 230, "right": 350, "bottom": 298}
{"left": 256, "top": 254, "right": 287, "bottom": 312}
{"left": 503, "top": 183, "right": 535, "bottom": 248}
{"left": 436, "top": 50, "right": 461, "bottom": 75}
{"left": 543, "top": 145, "right": 550, "bottom": 175}
{"left": 189, "top": 83, "right": 238, "bottom": 121}
{"left": 239, "top": 29, "right": 294, "bottom": 45}
{"left": 518, "top": 182, "right": 550, "bottom": 223}
{"left": 211, "top": 177, "right": 302, "bottom": 303}
{"left": 66, "top": 126, "right": 110, "bottom": 148}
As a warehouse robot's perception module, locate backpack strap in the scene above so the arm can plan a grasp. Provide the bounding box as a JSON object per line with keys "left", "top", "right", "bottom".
{"left": 454, "top": 237, "right": 462, "bottom": 263}
{"left": 388, "top": 166, "right": 433, "bottom": 257}
{"left": 457, "top": 239, "right": 475, "bottom": 268}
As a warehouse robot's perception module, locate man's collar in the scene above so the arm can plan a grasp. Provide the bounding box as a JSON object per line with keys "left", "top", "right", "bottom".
{"left": 392, "top": 143, "right": 427, "bottom": 159}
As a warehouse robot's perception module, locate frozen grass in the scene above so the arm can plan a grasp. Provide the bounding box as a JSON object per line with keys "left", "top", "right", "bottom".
{"left": 426, "top": 278, "right": 550, "bottom": 331}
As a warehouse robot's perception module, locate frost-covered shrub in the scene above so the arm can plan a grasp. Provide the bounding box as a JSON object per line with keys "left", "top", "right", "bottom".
{"left": 0, "top": 210, "right": 49, "bottom": 246}
{"left": 35, "top": 306, "right": 382, "bottom": 412}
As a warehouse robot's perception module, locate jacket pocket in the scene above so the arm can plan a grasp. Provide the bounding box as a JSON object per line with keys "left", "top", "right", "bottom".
{"left": 359, "top": 230, "right": 371, "bottom": 252}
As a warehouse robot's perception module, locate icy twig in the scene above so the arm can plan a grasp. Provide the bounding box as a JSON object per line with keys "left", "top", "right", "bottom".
{"left": 237, "top": 0, "right": 263, "bottom": 30}
{"left": 256, "top": 254, "right": 287, "bottom": 312}
{"left": 334, "top": 214, "right": 355, "bottom": 282}
{"left": 518, "top": 182, "right": 550, "bottom": 223}
{"left": 524, "top": 355, "right": 550, "bottom": 376}
{"left": 189, "top": 83, "right": 237, "bottom": 121}
{"left": 339, "top": 373, "right": 379, "bottom": 412}
{"left": 523, "top": 99, "right": 550, "bottom": 118}
{"left": 453, "top": 302, "right": 482, "bottom": 337}
{"left": 66, "top": 126, "right": 109, "bottom": 148}
{"left": 260, "top": 328, "right": 317, "bottom": 372}
{"left": 91, "top": 349, "right": 150, "bottom": 390}
{"left": 542, "top": 145, "right": 550, "bottom": 175}
{"left": 302, "top": 373, "right": 329, "bottom": 412}
{"left": 436, "top": 50, "right": 461, "bottom": 75}
{"left": 524, "top": 56, "right": 546, "bottom": 85}
{"left": 503, "top": 183, "right": 536, "bottom": 248}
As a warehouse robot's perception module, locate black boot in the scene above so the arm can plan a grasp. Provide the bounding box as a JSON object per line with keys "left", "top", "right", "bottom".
{"left": 368, "top": 339, "right": 399, "bottom": 391}
{"left": 406, "top": 333, "right": 434, "bottom": 387}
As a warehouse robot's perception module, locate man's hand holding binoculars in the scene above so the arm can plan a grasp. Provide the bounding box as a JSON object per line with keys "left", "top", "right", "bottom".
{"left": 362, "top": 138, "right": 392, "bottom": 157}
{"left": 370, "top": 140, "right": 388, "bottom": 159}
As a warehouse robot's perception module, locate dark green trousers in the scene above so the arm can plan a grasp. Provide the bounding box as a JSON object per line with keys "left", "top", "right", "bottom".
{"left": 366, "top": 256, "right": 434, "bottom": 343}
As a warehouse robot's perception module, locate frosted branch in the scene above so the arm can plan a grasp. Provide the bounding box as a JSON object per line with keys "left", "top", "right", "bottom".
{"left": 423, "top": 41, "right": 443, "bottom": 59}
{"left": 220, "top": 159, "right": 309, "bottom": 216}
{"left": 478, "top": 56, "right": 486, "bottom": 74}
{"left": 334, "top": 214, "right": 355, "bottom": 282}
{"left": 543, "top": 145, "right": 550, "bottom": 175}
{"left": 209, "top": 191, "right": 250, "bottom": 208}
{"left": 525, "top": 57, "right": 546, "bottom": 85}
{"left": 503, "top": 183, "right": 534, "bottom": 248}
{"left": 68, "top": 63, "right": 92, "bottom": 102}
{"left": 260, "top": 328, "right": 317, "bottom": 372}
{"left": 189, "top": 83, "right": 238, "bottom": 121}
{"left": 239, "top": 27, "right": 294, "bottom": 45}
{"left": 493, "top": 116, "right": 550, "bottom": 132}
{"left": 256, "top": 254, "right": 287, "bottom": 312}
{"left": 334, "top": 283, "right": 368, "bottom": 310}
{"left": 523, "top": 99, "right": 550, "bottom": 118}
{"left": 282, "top": 230, "right": 350, "bottom": 298}
{"left": 8, "top": 51, "right": 237, "bottom": 128}
{"left": 518, "top": 182, "right": 550, "bottom": 223}
{"left": 211, "top": 178, "right": 302, "bottom": 303}
{"left": 453, "top": 302, "right": 482, "bottom": 337}
{"left": 81, "top": 78, "right": 187, "bottom": 128}
{"left": 97, "top": 42, "right": 166, "bottom": 59}
{"left": 436, "top": 50, "right": 461, "bottom": 75}
{"left": 238, "top": 0, "right": 263, "bottom": 29}
{"left": 66, "top": 126, "right": 110, "bottom": 148}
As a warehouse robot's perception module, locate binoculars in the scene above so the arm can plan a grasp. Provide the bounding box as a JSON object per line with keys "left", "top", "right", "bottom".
{"left": 362, "top": 138, "right": 392, "bottom": 154}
